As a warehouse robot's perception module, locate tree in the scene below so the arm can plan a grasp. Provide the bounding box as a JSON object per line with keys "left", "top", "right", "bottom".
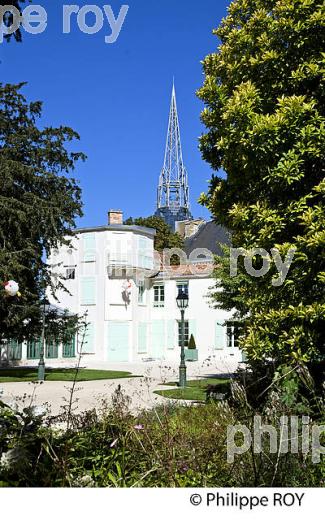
{"left": 0, "top": 1, "right": 27, "bottom": 43}
{"left": 0, "top": 83, "right": 86, "bottom": 341}
{"left": 198, "top": 0, "right": 324, "bottom": 365}
{"left": 124, "top": 215, "right": 184, "bottom": 253}
{"left": 188, "top": 334, "right": 196, "bottom": 350}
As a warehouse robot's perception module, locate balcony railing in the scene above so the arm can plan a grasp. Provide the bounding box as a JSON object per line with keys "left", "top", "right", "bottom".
{"left": 107, "top": 256, "right": 153, "bottom": 278}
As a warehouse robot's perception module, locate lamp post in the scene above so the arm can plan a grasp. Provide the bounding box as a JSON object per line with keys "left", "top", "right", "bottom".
{"left": 38, "top": 300, "right": 46, "bottom": 381}
{"left": 176, "top": 288, "right": 189, "bottom": 388}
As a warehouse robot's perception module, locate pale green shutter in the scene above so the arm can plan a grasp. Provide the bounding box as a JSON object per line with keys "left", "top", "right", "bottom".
{"left": 27, "top": 339, "right": 41, "bottom": 359}
{"left": 138, "top": 322, "right": 147, "bottom": 354}
{"left": 144, "top": 237, "right": 152, "bottom": 269}
{"left": 81, "top": 277, "right": 96, "bottom": 305}
{"left": 83, "top": 233, "right": 96, "bottom": 262}
{"left": 152, "top": 320, "right": 165, "bottom": 358}
{"left": 215, "top": 321, "right": 226, "bottom": 350}
{"left": 108, "top": 322, "right": 129, "bottom": 361}
{"left": 8, "top": 339, "right": 22, "bottom": 360}
{"left": 82, "top": 323, "right": 95, "bottom": 353}
{"left": 63, "top": 336, "right": 76, "bottom": 358}
{"left": 138, "top": 237, "right": 146, "bottom": 268}
{"left": 167, "top": 320, "right": 175, "bottom": 350}
{"left": 46, "top": 338, "right": 59, "bottom": 358}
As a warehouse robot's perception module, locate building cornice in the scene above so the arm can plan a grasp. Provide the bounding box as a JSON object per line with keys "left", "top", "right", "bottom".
{"left": 74, "top": 225, "right": 156, "bottom": 238}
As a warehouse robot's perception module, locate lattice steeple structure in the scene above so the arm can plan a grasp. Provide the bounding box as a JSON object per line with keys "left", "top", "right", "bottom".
{"left": 155, "top": 83, "right": 192, "bottom": 230}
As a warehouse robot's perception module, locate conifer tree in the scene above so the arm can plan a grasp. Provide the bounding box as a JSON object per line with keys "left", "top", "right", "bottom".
{"left": 0, "top": 83, "right": 86, "bottom": 340}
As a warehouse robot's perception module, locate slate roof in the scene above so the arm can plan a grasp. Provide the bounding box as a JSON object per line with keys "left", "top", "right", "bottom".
{"left": 184, "top": 221, "right": 231, "bottom": 257}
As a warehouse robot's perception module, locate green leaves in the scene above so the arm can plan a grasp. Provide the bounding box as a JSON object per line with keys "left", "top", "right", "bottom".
{"left": 0, "top": 83, "right": 86, "bottom": 340}
{"left": 124, "top": 215, "right": 184, "bottom": 253}
{"left": 198, "top": 0, "right": 325, "bottom": 364}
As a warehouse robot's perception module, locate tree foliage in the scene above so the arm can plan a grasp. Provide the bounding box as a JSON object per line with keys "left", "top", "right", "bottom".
{"left": 188, "top": 334, "right": 196, "bottom": 350}
{"left": 124, "top": 215, "right": 184, "bottom": 252}
{"left": 0, "top": 1, "right": 27, "bottom": 43}
{"left": 198, "top": 0, "right": 325, "bottom": 364}
{"left": 0, "top": 83, "right": 86, "bottom": 340}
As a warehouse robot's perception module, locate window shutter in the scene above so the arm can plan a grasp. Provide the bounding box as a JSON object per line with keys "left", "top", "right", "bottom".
{"left": 215, "top": 321, "right": 226, "bottom": 350}
{"left": 27, "top": 339, "right": 41, "bottom": 359}
{"left": 138, "top": 236, "right": 152, "bottom": 269}
{"left": 63, "top": 336, "right": 76, "bottom": 358}
{"left": 138, "top": 237, "right": 146, "bottom": 268}
{"left": 151, "top": 320, "right": 165, "bottom": 358}
{"left": 83, "top": 233, "right": 96, "bottom": 262}
{"left": 167, "top": 320, "right": 175, "bottom": 350}
{"left": 82, "top": 323, "right": 95, "bottom": 353}
{"left": 138, "top": 322, "right": 147, "bottom": 354}
{"left": 81, "top": 277, "right": 96, "bottom": 305}
{"left": 108, "top": 322, "right": 129, "bottom": 361}
{"left": 46, "top": 338, "right": 59, "bottom": 358}
{"left": 8, "top": 339, "right": 22, "bottom": 360}
{"left": 152, "top": 321, "right": 165, "bottom": 345}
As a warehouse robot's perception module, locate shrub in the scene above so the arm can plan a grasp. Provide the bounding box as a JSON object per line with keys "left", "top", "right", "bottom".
{"left": 0, "top": 382, "right": 324, "bottom": 487}
{"left": 188, "top": 334, "right": 196, "bottom": 350}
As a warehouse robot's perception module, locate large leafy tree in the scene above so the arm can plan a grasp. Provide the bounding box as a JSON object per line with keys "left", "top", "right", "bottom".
{"left": 198, "top": 0, "right": 324, "bottom": 365}
{"left": 124, "top": 215, "right": 184, "bottom": 252}
{"left": 0, "top": 83, "right": 86, "bottom": 340}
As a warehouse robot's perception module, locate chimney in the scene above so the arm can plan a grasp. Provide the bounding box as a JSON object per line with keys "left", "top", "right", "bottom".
{"left": 108, "top": 209, "right": 123, "bottom": 226}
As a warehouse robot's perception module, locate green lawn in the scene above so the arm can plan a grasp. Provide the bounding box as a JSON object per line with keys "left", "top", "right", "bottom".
{"left": 155, "top": 377, "right": 231, "bottom": 401}
{"left": 0, "top": 368, "right": 136, "bottom": 383}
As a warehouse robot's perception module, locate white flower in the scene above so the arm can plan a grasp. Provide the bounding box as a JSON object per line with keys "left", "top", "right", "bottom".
{"left": 0, "top": 447, "right": 25, "bottom": 470}
{"left": 73, "top": 474, "right": 95, "bottom": 487}
{"left": 4, "top": 280, "right": 19, "bottom": 297}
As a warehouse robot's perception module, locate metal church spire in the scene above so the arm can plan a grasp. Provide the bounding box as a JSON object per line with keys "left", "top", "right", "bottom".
{"left": 155, "top": 83, "right": 192, "bottom": 230}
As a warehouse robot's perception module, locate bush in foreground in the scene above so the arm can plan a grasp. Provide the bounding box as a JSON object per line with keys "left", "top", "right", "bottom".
{"left": 0, "top": 381, "right": 324, "bottom": 487}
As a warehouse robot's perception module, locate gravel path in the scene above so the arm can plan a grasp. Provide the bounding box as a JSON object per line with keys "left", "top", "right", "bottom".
{"left": 0, "top": 357, "right": 238, "bottom": 415}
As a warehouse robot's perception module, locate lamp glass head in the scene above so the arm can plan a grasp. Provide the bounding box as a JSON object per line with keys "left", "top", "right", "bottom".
{"left": 176, "top": 289, "right": 189, "bottom": 309}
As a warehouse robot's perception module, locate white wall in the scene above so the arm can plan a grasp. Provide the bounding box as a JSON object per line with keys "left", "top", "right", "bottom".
{"left": 46, "top": 227, "right": 241, "bottom": 365}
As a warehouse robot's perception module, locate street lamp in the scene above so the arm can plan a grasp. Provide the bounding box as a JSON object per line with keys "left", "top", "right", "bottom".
{"left": 38, "top": 300, "right": 46, "bottom": 381}
{"left": 176, "top": 288, "right": 189, "bottom": 388}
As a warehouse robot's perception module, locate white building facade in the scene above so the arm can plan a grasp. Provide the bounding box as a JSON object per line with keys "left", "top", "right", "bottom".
{"left": 2, "top": 211, "right": 242, "bottom": 365}
{"left": 45, "top": 211, "right": 242, "bottom": 365}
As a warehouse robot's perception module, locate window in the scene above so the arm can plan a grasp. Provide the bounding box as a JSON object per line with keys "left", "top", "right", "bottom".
{"left": 176, "top": 281, "right": 189, "bottom": 298}
{"left": 178, "top": 320, "right": 189, "bottom": 347}
{"left": 65, "top": 267, "right": 76, "bottom": 280}
{"left": 226, "top": 321, "right": 243, "bottom": 348}
{"left": 153, "top": 284, "right": 164, "bottom": 307}
{"left": 138, "top": 281, "right": 146, "bottom": 304}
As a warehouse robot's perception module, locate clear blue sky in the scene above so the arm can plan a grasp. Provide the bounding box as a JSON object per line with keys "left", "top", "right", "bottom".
{"left": 1, "top": 0, "right": 229, "bottom": 227}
